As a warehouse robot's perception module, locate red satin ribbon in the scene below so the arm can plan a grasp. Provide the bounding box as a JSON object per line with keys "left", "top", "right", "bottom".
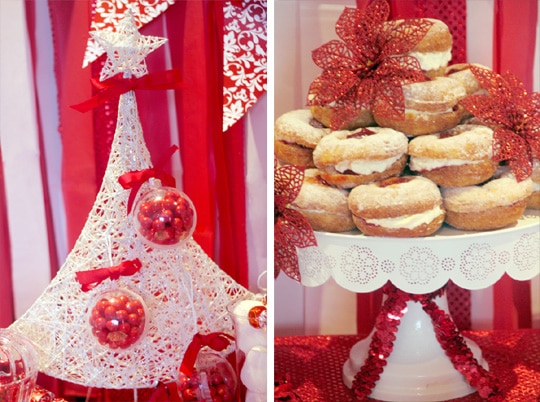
{"left": 70, "top": 68, "right": 183, "bottom": 113}
{"left": 118, "top": 145, "right": 179, "bottom": 213}
{"left": 180, "top": 332, "right": 235, "bottom": 378}
{"left": 75, "top": 258, "right": 142, "bottom": 292}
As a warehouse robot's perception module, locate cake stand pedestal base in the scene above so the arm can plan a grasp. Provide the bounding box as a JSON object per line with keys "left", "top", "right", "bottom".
{"left": 343, "top": 290, "right": 488, "bottom": 401}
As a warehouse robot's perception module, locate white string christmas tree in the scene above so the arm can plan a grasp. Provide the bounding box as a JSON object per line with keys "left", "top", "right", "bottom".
{"left": 10, "top": 11, "right": 251, "bottom": 389}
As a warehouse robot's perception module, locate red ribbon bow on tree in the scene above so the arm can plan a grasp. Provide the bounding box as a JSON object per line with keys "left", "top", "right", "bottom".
{"left": 307, "top": 0, "right": 432, "bottom": 130}
{"left": 148, "top": 332, "right": 234, "bottom": 402}
{"left": 179, "top": 332, "right": 235, "bottom": 378}
{"left": 459, "top": 66, "right": 540, "bottom": 182}
{"left": 75, "top": 258, "right": 142, "bottom": 292}
{"left": 274, "top": 159, "right": 317, "bottom": 282}
{"left": 118, "top": 145, "right": 179, "bottom": 213}
{"left": 70, "top": 68, "right": 183, "bottom": 113}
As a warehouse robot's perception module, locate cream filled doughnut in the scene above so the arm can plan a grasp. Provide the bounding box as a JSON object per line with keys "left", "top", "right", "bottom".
{"left": 388, "top": 18, "right": 452, "bottom": 79}
{"left": 348, "top": 176, "right": 445, "bottom": 237}
{"left": 309, "top": 105, "right": 375, "bottom": 130}
{"left": 274, "top": 109, "right": 330, "bottom": 167}
{"left": 290, "top": 168, "right": 355, "bottom": 232}
{"left": 373, "top": 77, "right": 467, "bottom": 136}
{"left": 527, "top": 159, "right": 540, "bottom": 209}
{"left": 446, "top": 63, "right": 490, "bottom": 119}
{"left": 445, "top": 64, "right": 488, "bottom": 96}
{"left": 408, "top": 124, "right": 498, "bottom": 187}
{"left": 312, "top": 127, "right": 408, "bottom": 188}
{"left": 442, "top": 167, "right": 533, "bottom": 231}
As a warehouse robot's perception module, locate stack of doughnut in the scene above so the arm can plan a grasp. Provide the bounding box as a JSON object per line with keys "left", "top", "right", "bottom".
{"left": 275, "top": 17, "right": 536, "bottom": 237}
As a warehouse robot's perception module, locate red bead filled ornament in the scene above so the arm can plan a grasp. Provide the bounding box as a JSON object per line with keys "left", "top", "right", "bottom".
{"left": 178, "top": 352, "right": 237, "bottom": 402}
{"left": 133, "top": 184, "right": 196, "bottom": 248}
{"left": 88, "top": 289, "right": 147, "bottom": 349}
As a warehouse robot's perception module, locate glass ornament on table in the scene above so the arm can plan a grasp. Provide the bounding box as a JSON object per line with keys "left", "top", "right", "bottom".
{"left": 0, "top": 328, "right": 39, "bottom": 402}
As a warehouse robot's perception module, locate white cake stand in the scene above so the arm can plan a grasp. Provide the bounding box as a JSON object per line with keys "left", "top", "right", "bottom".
{"left": 296, "top": 210, "right": 540, "bottom": 401}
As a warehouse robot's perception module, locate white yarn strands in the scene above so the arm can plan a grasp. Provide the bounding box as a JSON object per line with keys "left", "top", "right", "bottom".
{"left": 10, "top": 12, "right": 251, "bottom": 389}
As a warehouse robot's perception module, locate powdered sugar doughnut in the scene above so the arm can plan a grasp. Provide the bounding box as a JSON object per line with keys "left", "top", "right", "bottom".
{"left": 274, "top": 109, "right": 330, "bottom": 167}
{"left": 446, "top": 63, "right": 490, "bottom": 119}
{"left": 389, "top": 18, "right": 452, "bottom": 79}
{"left": 348, "top": 176, "right": 445, "bottom": 237}
{"left": 290, "top": 169, "right": 355, "bottom": 232}
{"left": 373, "top": 77, "right": 466, "bottom": 136}
{"left": 408, "top": 124, "right": 497, "bottom": 187}
{"left": 313, "top": 127, "right": 408, "bottom": 189}
{"left": 442, "top": 167, "right": 533, "bottom": 231}
{"left": 527, "top": 159, "right": 540, "bottom": 209}
{"left": 445, "top": 64, "right": 488, "bottom": 96}
{"left": 309, "top": 105, "right": 375, "bottom": 130}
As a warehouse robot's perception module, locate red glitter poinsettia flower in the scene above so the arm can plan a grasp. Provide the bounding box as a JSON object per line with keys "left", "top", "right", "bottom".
{"left": 460, "top": 66, "right": 540, "bottom": 181}
{"left": 307, "top": 0, "right": 433, "bottom": 130}
{"left": 274, "top": 158, "right": 317, "bottom": 281}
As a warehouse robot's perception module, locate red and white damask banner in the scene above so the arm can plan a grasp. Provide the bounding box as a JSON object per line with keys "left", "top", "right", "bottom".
{"left": 223, "top": 1, "right": 267, "bottom": 131}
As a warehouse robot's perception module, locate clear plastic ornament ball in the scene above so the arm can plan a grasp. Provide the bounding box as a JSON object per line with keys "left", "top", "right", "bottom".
{"left": 0, "top": 329, "right": 39, "bottom": 402}
{"left": 178, "top": 352, "right": 238, "bottom": 402}
{"left": 133, "top": 184, "right": 197, "bottom": 249}
{"left": 88, "top": 289, "right": 147, "bottom": 350}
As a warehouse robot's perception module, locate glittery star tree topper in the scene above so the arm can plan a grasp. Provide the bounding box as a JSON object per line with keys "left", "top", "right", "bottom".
{"left": 460, "top": 66, "right": 540, "bottom": 181}
{"left": 82, "top": 0, "right": 175, "bottom": 68}
{"left": 91, "top": 8, "right": 167, "bottom": 81}
{"left": 274, "top": 158, "right": 317, "bottom": 281}
{"left": 10, "top": 11, "right": 250, "bottom": 389}
{"left": 307, "top": 0, "right": 432, "bottom": 130}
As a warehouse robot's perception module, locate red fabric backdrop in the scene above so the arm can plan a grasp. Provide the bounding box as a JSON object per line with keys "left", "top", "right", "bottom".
{"left": 0, "top": 146, "right": 15, "bottom": 328}
{"left": 491, "top": 0, "right": 538, "bottom": 330}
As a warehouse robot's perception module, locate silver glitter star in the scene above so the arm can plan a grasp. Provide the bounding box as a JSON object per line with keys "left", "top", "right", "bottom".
{"left": 90, "top": 9, "right": 167, "bottom": 81}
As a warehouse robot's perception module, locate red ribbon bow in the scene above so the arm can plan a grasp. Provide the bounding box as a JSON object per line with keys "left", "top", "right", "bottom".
{"left": 70, "top": 68, "right": 183, "bottom": 113}
{"left": 118, "top": 145, "right": 179, "bottom": 213}
{"left": 75, "top": 258, "right": 142, "bottom": 292}
{"left": 179, "top": 332, "right": 235, "bottom": 378}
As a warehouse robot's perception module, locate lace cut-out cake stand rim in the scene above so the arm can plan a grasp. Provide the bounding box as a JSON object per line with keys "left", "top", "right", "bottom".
{"left": 300, "top": 210, "right": 539, "bottom": 293}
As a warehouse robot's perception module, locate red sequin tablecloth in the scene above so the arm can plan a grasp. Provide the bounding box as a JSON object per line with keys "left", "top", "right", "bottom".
{"left": 274, "top": 330, "right": 540, "bottom": 401}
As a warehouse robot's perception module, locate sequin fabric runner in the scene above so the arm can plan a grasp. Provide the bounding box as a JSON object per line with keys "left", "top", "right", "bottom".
{"left": 275, "top": 329, "right": 540, "bottom": 401}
